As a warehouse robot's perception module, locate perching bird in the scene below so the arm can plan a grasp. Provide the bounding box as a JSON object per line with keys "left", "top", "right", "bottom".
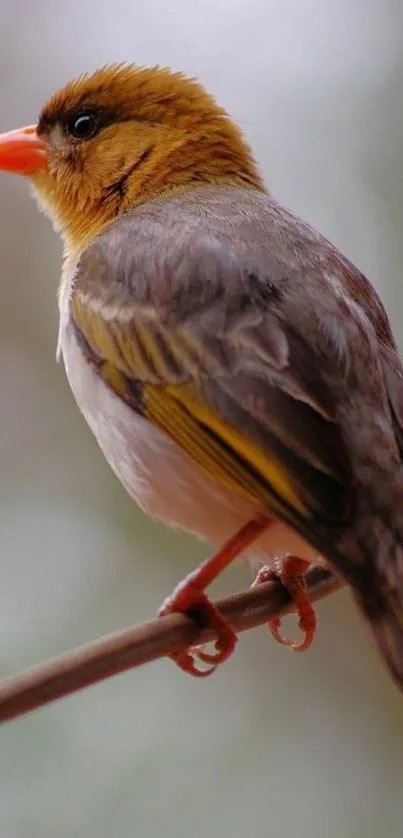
{"left": 1, "top": 64, "right": 403, "bottom": 686}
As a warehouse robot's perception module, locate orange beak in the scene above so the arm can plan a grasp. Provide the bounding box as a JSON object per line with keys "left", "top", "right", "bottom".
{"left": 0, "top": 124, "right": 47, "bottom": 175}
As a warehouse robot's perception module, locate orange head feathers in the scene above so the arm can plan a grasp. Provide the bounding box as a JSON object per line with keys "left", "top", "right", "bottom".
{"left": 0, "top": 64, "right": 264, "bottom": 251}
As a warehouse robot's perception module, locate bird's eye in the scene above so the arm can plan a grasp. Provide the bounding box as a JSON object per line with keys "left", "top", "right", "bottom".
{"left": 66, "top": 113, "right": 99, "bottom": 140}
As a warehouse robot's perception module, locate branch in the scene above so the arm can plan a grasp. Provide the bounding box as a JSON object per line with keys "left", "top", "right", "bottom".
{"left": 0, "top": 567, "right": 343, "bottom": 724}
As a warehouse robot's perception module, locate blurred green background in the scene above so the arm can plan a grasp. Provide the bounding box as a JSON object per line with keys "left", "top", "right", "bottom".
{"left": 1, "top": 1, "right": 403, "bottom": 836}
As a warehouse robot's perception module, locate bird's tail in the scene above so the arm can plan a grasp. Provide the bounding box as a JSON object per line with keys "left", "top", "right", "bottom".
{"left": 333, "top": 525, "right": 403, "bottom": 693}
{"left": 362, "top": 591, "right": 403, "bottom": 690}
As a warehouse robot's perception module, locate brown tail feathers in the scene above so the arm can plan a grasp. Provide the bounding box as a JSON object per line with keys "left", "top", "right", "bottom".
{"left": 360, "top": 590, "right": 403, "bottom": 691}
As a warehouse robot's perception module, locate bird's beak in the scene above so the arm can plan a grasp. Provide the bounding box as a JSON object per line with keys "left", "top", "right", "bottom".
{"left": 0, "top": 124, "right": 47, "bottom": 175}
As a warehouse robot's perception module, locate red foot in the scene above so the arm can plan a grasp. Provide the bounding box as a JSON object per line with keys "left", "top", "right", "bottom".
{"left": 159, "top": 587, "right": 237, "bottom": 676}
{"left": 159, "top": 514, "right": 271, "bottom": 676}
{"left": 253, "top": 555, "right": 316, "bottom": 652}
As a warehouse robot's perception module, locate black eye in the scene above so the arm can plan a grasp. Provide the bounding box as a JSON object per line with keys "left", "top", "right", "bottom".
{"left": 66, "top": 112, "right": 100, "bottom": 140}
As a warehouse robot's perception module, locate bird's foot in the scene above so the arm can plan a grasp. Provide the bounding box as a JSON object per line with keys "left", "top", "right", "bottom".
{"left": 159, "top": 585, "right": 237, "bottom": 677}
{"left": 253, "top": 554, "right": 316, "bottom": 651}
{"left": 159, "top": 514, "right": 271, "bottom": 676}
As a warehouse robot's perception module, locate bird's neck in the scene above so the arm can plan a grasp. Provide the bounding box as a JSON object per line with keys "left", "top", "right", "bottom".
{"left": 62, "top": 130, "right": 266, "bottom": 259}
{"left": 127, "top": 128, "right": 265, "bottom": 201}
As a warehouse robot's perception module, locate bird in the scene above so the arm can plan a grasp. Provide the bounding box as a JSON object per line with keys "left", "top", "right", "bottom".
{"left": 1, "top": 63, "right": 403, "bottom": 686}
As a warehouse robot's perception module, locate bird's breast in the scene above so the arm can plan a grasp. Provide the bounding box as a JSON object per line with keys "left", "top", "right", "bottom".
{"left": 59, "top": 315, "right": 319, "bottom": 568}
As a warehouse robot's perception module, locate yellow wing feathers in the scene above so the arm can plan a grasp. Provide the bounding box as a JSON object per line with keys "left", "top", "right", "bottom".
{"left": 143, "top": 382, "right": 307, "bottom": 517}
{"left": 71, "top": 293, "right": 309, "bottom": 522}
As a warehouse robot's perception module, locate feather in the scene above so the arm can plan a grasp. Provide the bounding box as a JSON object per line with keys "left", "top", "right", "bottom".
{"left": 69, "top": 186, "right": 364, "bottom": 555}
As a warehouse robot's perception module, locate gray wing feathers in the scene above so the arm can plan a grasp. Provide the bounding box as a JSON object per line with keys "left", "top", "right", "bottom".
{"left": 73, "top": 186, "right": 401, "bottom": 532}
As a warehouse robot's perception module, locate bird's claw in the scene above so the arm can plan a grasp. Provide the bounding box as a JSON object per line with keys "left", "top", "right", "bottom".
{"left": 159, "top": 584, "right": 237, "bottom": 676}
{"left": 253, "top": 555, "right": 316, "bottom": 651}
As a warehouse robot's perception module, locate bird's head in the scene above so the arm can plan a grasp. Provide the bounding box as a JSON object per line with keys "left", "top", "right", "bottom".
{"left": 0, "top": 63, "right": 264, "bottom": 253}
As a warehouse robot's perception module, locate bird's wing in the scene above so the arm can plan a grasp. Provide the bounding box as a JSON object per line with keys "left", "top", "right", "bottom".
{"left": 336, "top": 254, "right": 403, "bottom": 463}
{"left": 68, "top": 208, "right": 359, "bottom": 553}
{"left": 379, "top": 343, "right": 403, "bottom": 461}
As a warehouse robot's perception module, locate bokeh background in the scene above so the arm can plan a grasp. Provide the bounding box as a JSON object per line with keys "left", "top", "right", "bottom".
{"left": 1, "top": 1, "right": 403, "bottom": 836}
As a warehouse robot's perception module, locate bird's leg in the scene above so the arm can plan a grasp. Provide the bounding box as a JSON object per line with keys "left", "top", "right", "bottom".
{"left": 252, "top": 554, "right": 316, "bottom": 651}
{"left": 159, "top": 514, "right": 271, "bottom": 676}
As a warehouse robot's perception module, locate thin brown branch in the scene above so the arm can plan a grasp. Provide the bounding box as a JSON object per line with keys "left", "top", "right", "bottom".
{"left": 0, "top": 567, "right": 343, "bottom": 724}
